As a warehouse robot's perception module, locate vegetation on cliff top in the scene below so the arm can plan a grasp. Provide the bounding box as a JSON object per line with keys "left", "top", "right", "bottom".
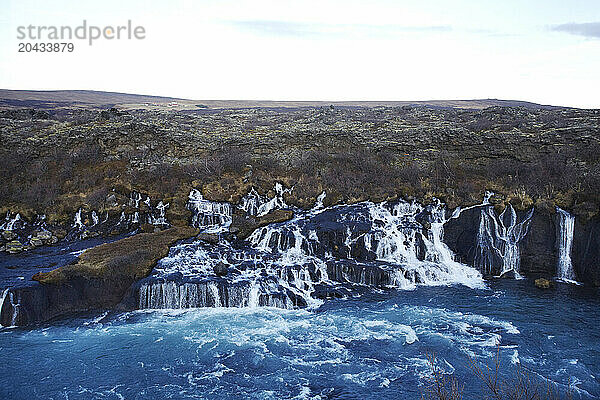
{"left": 32, "top": 226, "right": 198, "bottom": 285}
{"left": 1, "top": 105, "right": 599, "bottom": 224}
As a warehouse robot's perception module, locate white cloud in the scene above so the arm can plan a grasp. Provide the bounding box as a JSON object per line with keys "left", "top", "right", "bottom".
{"left": 0, "top": 0, "right": 599, "bottom": 108}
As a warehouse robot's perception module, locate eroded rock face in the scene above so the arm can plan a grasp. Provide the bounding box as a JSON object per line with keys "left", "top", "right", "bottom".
{"left": 444, "top": 206, "right": 599, "bottom": 285}
{"left": 572, "top": 217, "right": 600, "bottom": 286}
{"left": 231, "top": 209, "right": 294, "bottom": 240}
{"left": 444, "top": 207, "right": 480, "bottom": 268}
{"left": 0, "top": 226, "right": 197, "bottom": 326}
{"left": 520, "top": 212, "right": 557, "bottom": 275}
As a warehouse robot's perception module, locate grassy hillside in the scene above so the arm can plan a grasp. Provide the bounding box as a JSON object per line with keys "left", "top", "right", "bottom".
{"left": 1, "top": 101, "right": 599, "bottom": 227}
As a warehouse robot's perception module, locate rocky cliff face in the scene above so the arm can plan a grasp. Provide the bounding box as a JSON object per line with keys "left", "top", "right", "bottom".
{"left": 572, "top": 218, "right": 600, "bottom": 286}
{"left": 444, "top": 206, "right": 599, "bottom": 285}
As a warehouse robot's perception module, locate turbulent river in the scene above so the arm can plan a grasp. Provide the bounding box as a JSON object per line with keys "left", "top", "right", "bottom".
{"left": 0, "top": 282, "right": 598, "bottom": 399}
{"left": 0, "top": 188, "right": 598, "bottom": 399}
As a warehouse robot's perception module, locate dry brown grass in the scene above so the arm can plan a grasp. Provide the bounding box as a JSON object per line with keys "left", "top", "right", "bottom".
{"left": 32, "top": 226, "right": 197, "bottom": 284}
{"left": 422, "top": 346, "right": 573, "bottom": 400}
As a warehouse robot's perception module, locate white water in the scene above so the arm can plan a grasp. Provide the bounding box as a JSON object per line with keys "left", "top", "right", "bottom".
{"left": 140, "top": 196, "right": 484, "bottom": 312}
{"left": 148, "top": 201, "right": 170, "bottom": 226}
{"left": 73, "top": 209, "right": 85, "bottom": 231}
{"left": 366, "top": 201, "right": 484, "bottom": 290}
{"left": 556, "top": 207, "right": 577, "bottom": 283}
{"left": 68, "top": 192, "right": 171, "bottom": 237}
{"left": 475, "top": 204, "right": 534, "bottom": 277}
{"left": 129, "top": 192, "right": 143, "bottom": 208}
{"left": 239, "top": 183, "right": 291, "bottom": 217}
{"left": 314, "top": 191, "right": 326, "bottom": 210}
{"left": 0, "top": 212, "right": 22, "bottom": 231}
{"left": 187, "top": 189, "right": 232, "bottom": 231}
{"left": 90, "top": 211, "right": 99, "bottom": 227}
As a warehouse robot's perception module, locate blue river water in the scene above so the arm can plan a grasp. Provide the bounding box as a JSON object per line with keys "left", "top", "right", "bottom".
{"left": 0, "top": 280, "right": 598, "bottom": 400}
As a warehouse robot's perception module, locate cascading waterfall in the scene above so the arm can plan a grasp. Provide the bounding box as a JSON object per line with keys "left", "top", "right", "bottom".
{"left": 0, "top": 212, "right": 23, "bottom": 231}
{"left": 90, "top": 211, "right": 99, "bottom": 227}
{"left": 475, "top": 204, "right": 534, "bottom": 277}
{"left": 148, "top": 201, "right": 170, "bottom": 226}
{"left": 135, "top": 190, "right": 486, "bottom": 312}
{"left": 73, "top": 209, "right": 85, "bottom": 231}
{"left": 366, "top": 200, "right": 483, "bottom": 289}
{"left": 556, "top": 207, "right": 577, "bottom": 283}
{"left": 239, "top": 183, "right": 291, "bottom": 216}
{"left": 314, "top": 191, "right": 326, "bottom": 210}
{"left": 187, "top": 189, "right": 232, "bottom": 231}
{"left": 129, "top": 192, "right": 143, "bottom": 208}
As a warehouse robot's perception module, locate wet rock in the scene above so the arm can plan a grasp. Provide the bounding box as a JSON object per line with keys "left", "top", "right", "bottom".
{"left": 35, "top": 230, "right": 53, "bottom": 241}
{"left": 29, "top": 237, "right": 44, "bottom": 247}
{"left": 572, "top": 217, "right": 600, "bottom": 286}
{"left": 6, "top": 240, "right": 24, "bottom": 254}
{"left": 312, "top": 284, "right": 352, "bottom": 299}
{"left": 197, "top": 232, "right": 219, "bottom": 245}
{"left": 231, "top": 209, "right": 294, "bottom": 240}
{"left": 534, "top": 278, "right": 553, "bottom": 289}
{"left": 49, "top": 236, "right": 59, "bottom": 245}
{"left": 2, "top": 230, "right": 17, "bottom": 241}
{"left": 2, "top": 226, "right": 198, "bottom": 327}
{"left": 213, "top": 262, "right": 229, "bottom": 277}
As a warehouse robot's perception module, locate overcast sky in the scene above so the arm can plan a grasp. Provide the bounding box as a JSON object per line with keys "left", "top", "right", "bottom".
{"left": 1, "top": 0, "right": 599, "bottom": 107}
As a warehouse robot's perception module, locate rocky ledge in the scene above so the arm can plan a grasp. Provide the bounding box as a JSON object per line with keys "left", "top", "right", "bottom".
{"left": 0, "top": 226, "right": 197, "bottom": 326}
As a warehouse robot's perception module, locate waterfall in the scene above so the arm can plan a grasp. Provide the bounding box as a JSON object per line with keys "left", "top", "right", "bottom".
{"left": 475, "top": 204, "right": 534, "bottom": 277}
{"left": 187, "top": 189, "right": 232, "bottom": 231}
{"left": 0, "top": 288, "right": 9, "bottom": 316}
{"left": 148, "top": 201, "right": 170, "bottom": 226}
{"left": 129, "top": 192, "right": 143, "bottom": 208}
{"left": 91, "top": 211, "right": 99, "bottom": 227}
{"left": 1, "top": 212, "right": 22, "bottom": 231}
{"left": 137, "top": 278, "right": 303, "bottom": 310}
{"left": 33, "top": 214, "right": 47, "bottom": 228}
{"left": 135, "top": 194, "right": 486, "bottom": 313}
{"left": 556, "top": 207, "right": 577, "bottom": 283}
{"left": 239, "top": 183, "right": 291, "bottom": 217}
{"left": 313, "top": 191, "right": 326, "bottom": 210}
{"left": 73, "top": 209, "right": 85, "bottom": 231}
{"left": 448, "top": 191, "right": 494, "bottom": 221}
{"left": 239, "top": 188, "right": 264, "bottom": 216}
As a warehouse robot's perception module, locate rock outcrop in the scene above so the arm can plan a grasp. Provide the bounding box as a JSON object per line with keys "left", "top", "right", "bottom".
{"left": 444, "top": 205, "right": 599, "bottom": 285}
{"left": 0, "top": 226, "right": 197, "bottom": 326}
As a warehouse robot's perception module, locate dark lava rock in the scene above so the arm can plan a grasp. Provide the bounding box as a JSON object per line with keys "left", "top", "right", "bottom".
{"left": 99, "top": 107, "right": 127, "bottom": 120}
{"left": 0, "top": 108, "right": 50, "bottom": 120}
{"left": 572, "top": 217, "right": 600, "bottom": 286}
{"left": 231, "top": 209, "right": 294, "bottom": 240}
{"left": 198, "top": 232, "right": 220, "bottom": 245}
{"left": 312, "top": 284, "right": 352, "bottom": 299}
{"left": 213, "top": 262, "right": 229, "bottom": 277}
